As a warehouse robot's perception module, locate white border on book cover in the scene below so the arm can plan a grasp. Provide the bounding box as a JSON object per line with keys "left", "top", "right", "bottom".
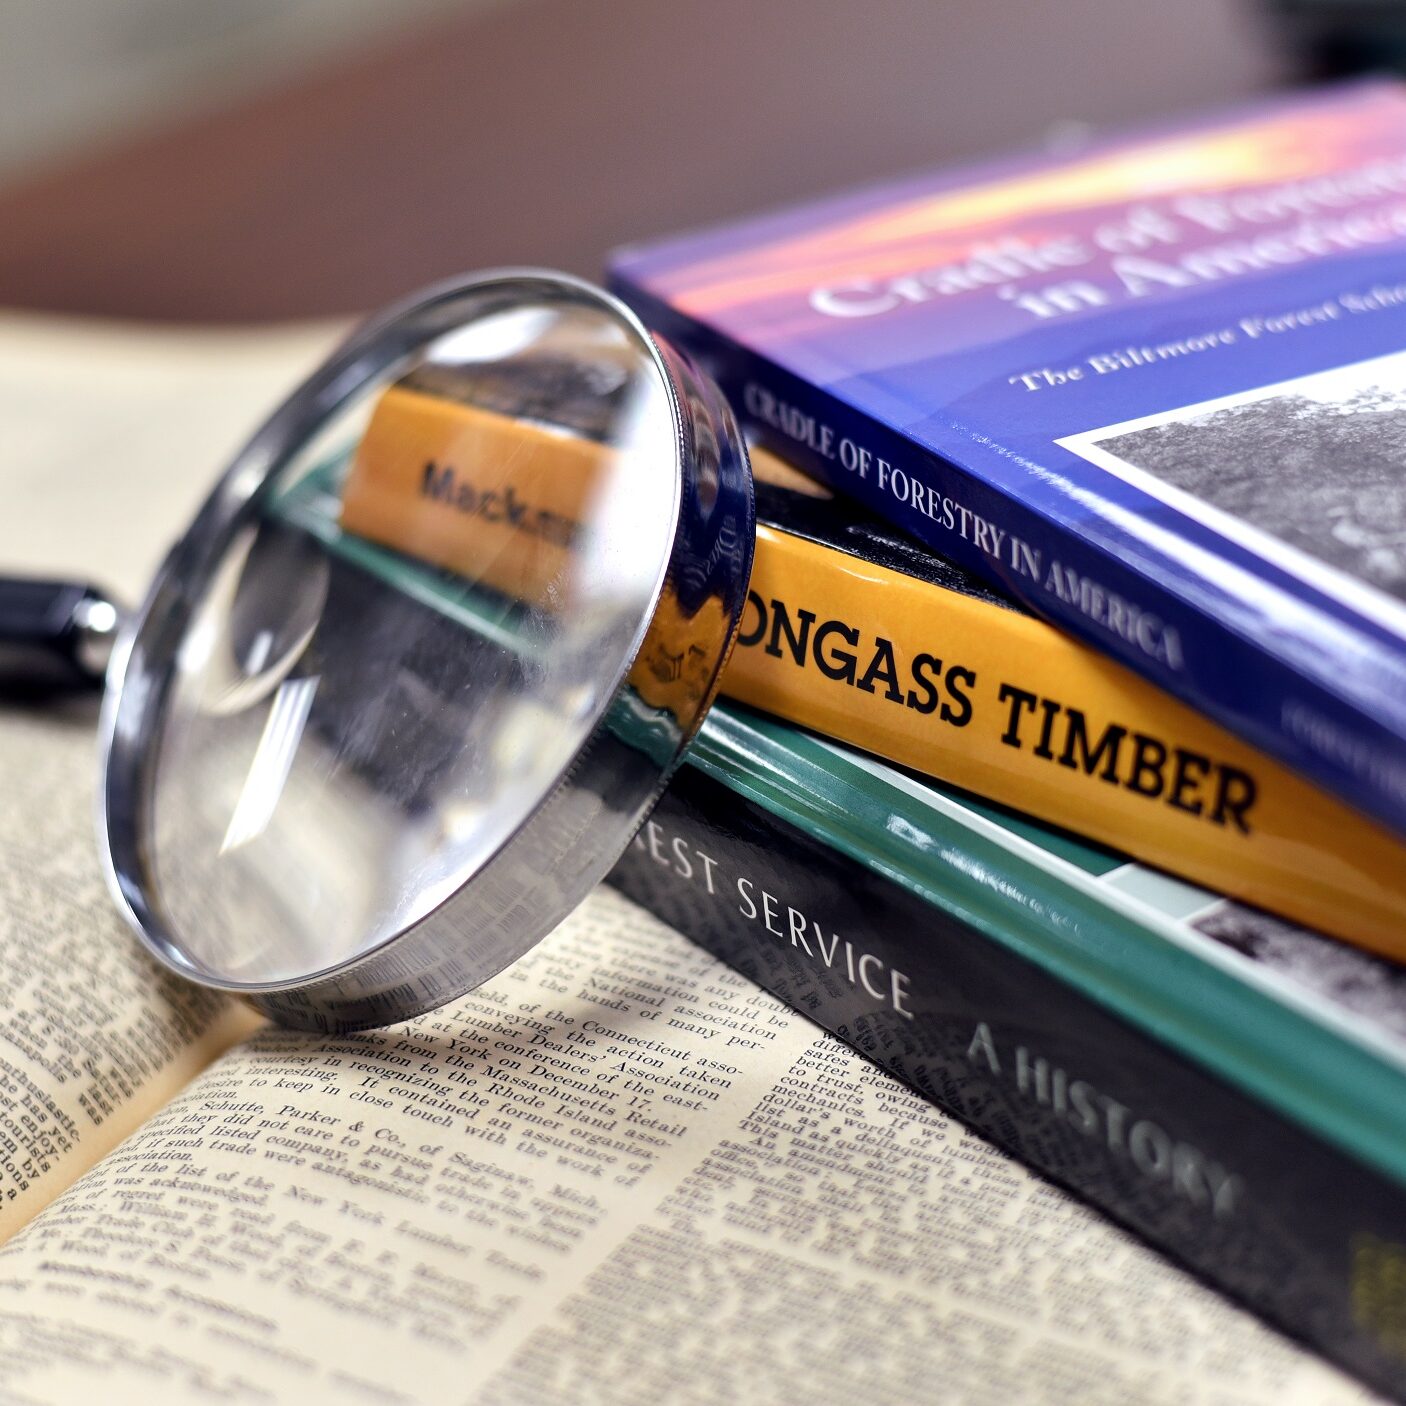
{"left": 1058, "top": 348, "right": 1406, "bottom": 643}
{"left": 825, "top": 736, "right": 1406, "bottom": 1076}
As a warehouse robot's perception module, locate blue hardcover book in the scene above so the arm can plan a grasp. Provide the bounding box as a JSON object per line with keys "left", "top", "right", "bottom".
{"left": 609, "top": 82, "right": 1406, "bottom": 837}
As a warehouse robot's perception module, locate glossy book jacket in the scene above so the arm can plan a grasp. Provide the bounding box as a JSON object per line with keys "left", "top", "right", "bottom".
{"left": 327, "top": 378, "right": 1406, "bottom": 959}
{"left": 610, "top": 81, "right": 1406, "bottom": 838}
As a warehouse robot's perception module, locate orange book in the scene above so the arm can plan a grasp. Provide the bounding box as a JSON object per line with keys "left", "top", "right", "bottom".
{"left": 338, "top": 380, "right": 1406, "bottom": 961}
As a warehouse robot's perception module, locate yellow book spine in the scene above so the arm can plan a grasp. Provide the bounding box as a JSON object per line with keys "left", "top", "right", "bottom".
{"left": 339, "top": 386, "right": 1406, "bottom": 961}
{"left": 730, "top": 517, "right": 1405, "bottom": 959}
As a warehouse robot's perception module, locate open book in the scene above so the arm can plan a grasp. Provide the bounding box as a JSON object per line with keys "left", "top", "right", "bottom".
{"left": 0, "top": 314, "right": 1376, "bottom": 1403}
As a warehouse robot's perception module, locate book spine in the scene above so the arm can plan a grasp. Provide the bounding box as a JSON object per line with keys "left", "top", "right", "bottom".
{"left": 331, "top": 375, "right": 1406, "bottom": 957}
{"left": 733, "top": 513, "right": 1406, "bottom": 962}
{"left": 608, "top": 758, "right": 1406, "bottom": 1403}
{"left": 612, "top": 275, "right": 1406, "bottom": 840}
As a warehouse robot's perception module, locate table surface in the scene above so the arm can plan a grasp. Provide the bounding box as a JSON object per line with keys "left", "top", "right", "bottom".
{"left": 0, "top": 0, "right": 1288, "bottom": 323}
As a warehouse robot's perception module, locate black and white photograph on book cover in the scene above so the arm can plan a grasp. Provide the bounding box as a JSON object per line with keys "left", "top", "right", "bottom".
{"left": 1059, "top": 348, "right": 1406, "bottom": 617}
{"left": 1191, "top": 898, "right": 1406, "bottom": 1045}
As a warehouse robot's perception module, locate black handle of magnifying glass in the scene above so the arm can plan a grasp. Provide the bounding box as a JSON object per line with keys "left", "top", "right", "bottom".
{"left": 0, "top": 578, "right": 124, "bottom": 695}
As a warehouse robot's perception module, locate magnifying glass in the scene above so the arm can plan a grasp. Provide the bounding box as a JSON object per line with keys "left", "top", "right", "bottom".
{"left": 0, "top": 272, "right": 753, "bottom": 1033}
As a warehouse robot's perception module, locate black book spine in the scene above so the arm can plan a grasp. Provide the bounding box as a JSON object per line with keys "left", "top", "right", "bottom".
{"left": 608, "top": 760, "right": 1406, "bottom": 1401}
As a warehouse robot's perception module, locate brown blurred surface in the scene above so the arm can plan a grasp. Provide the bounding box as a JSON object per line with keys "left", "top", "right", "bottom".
{"left": 0, "top": 0, "right": 1288, "bottom": 323}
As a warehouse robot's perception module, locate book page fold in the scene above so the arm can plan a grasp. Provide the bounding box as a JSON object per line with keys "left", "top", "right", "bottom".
{"left": 0, "top": 889, "right": 1370, "bottom": 1404}
{"left": 0, "top": 709, "right": 258, "bottom": 1242}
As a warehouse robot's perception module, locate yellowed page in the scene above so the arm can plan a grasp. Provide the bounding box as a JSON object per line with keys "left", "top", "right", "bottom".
{"left": 0, "top": 706, "right": 260, "bottom": 1242}
{"left": 0, "top": 314, "right": 342, "bottom": 1236}
{"left": 0, "top": 888, "right": 1374, "bottom": 1405}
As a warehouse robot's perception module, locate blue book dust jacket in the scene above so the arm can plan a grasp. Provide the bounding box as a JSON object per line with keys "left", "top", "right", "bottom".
{"left": 609, "top": 82, "right": 1406, "bottom": 838}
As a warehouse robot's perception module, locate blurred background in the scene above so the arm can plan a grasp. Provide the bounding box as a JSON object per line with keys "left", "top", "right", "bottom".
{"left": 0, "top": 0, "right": 1397, "bottom": 323}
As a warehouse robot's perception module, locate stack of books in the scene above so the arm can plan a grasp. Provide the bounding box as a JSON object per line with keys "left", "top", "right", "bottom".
{"left": 602, "top": 81, "right": 1406, "bottom": 1397}
{"left": 333, "top": 81, "right": 1406, "bottom": 1397}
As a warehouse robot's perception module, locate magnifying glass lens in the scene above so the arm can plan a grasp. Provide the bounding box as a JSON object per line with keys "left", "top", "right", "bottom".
{"left": 140, "top": 288, "right": 686, "bottom": 993}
